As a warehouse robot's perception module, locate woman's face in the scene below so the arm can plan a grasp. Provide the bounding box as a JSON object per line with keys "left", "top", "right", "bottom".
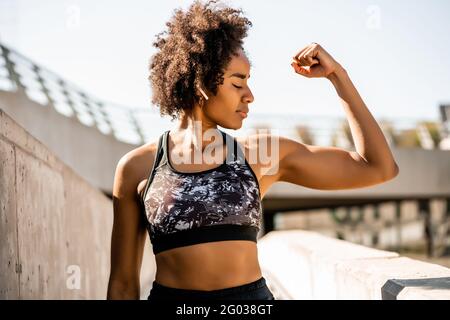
{"left": 202, "top": 48, "right": 254, "bottom": 130}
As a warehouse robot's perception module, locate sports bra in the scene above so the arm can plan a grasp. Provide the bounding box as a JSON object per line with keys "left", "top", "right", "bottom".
{"left": 139, "top": 129, "right": 262, "bottom": 255}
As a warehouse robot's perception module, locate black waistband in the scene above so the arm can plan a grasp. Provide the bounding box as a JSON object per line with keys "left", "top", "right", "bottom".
{"left": 151, "top": 277, "right": 267, "bottom": 296}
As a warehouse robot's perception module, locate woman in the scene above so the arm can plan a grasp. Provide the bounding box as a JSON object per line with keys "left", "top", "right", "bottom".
{"left": 107, "top": 0, "right": 399, "bottom": 300}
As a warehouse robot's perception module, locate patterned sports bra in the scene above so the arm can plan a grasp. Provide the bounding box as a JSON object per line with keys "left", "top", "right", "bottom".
{"left": 139, "top": 129, "right": 262, "bottom": 255}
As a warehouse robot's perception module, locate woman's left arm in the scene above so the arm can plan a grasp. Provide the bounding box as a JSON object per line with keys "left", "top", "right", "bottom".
{"left": 276, "top": 43, "right": 399, "bottom": 190}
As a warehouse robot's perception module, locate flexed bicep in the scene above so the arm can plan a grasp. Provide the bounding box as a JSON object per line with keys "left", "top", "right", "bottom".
{"left": 278, "top": 137, "right": 397, "bottom": 190}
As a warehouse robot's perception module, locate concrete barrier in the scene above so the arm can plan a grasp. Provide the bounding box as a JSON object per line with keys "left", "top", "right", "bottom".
{"left": 0, "top": 108, "right": 155, "bottom": 299}
{"left": 258, "top": 230, "right": 450, "bottom": 299}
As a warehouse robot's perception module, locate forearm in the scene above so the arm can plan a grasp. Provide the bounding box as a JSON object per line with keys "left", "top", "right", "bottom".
{"left": 327, "top": 66, "right": 398, "bottom": 177}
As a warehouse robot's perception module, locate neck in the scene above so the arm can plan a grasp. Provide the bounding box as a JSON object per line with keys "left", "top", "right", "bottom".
{"left": 171, "top": 107, "right": 221, "bottom": 152}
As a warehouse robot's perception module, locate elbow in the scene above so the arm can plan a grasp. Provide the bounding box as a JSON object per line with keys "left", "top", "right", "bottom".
{"left": 381, "top": 162, "right": 399, "bottom": 181}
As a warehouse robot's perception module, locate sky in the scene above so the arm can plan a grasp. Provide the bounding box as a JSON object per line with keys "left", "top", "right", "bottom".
{"left": 1, "top": 0, "right": 449, "bottom": 123}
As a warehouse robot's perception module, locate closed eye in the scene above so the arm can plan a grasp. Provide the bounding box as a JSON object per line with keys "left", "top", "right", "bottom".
{"left": 233, "top": 84, "right": 242, "bottom": 89}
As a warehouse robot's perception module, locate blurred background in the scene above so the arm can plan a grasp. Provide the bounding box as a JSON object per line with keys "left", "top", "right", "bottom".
{"left": 0, "top": 0, "right": 449, "bottom": 299}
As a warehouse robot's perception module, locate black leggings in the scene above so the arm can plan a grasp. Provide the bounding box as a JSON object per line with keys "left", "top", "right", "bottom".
{"left": 147, "top": 276, "right": 275, "bottom": 301}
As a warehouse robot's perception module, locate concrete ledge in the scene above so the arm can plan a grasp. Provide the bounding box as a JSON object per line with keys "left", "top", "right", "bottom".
{"left": 258, "top": 230, "right": 450, "bottom": 300}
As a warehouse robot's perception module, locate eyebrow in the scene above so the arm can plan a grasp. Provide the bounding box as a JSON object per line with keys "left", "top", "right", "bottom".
{"left": 229, "top": 73, "right": 250, "bottom": 79}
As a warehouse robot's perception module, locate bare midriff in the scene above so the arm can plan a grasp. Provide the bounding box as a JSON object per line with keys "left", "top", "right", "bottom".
{"left": 154, "top": 240, "right": 262, "bottom": 290}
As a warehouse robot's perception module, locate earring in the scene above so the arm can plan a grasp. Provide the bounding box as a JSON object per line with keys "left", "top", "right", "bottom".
{"left": 198, "top": 86, "right": 209, "bottom": 101}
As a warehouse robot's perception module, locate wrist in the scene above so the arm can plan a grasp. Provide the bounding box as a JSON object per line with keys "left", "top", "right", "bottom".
{"left": 326, "top": 64, "right": 347, "bottom": 84}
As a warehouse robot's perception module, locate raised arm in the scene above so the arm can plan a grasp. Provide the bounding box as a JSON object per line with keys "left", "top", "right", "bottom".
{"left": 107, "top": 153, "right": 148, "bottom": 300}
{"left": 277, "top": 43, "right": 398, "bottom": 190}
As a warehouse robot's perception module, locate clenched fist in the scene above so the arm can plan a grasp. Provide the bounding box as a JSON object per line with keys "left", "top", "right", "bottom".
{"left": 291, "top": 43, "right": 342, "bottom": 79}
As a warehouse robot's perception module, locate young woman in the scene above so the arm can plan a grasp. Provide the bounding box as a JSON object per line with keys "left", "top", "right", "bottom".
{"left": 107, "top": 0, "right": 399, "bottom": 301}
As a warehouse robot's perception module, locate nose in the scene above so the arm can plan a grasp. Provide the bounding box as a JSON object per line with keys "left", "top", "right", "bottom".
{"left": 244, "top": 87, "right": 255, "bottom": 104}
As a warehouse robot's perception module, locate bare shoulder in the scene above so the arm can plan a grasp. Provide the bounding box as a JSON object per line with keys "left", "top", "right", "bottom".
{"left": 235, "top": 131, "right": 281, "bottom": 146}
{"left": 235, "top": 132, "right": 283, "bottom": 198}
{"left": 114, "top": 140, "right": 159, "bottom": 200}
{"left": 235, "top": 132, "right": 283, "bottom": 166}
{"left": 235, "top": 134, "right": 254, "bottom": 153}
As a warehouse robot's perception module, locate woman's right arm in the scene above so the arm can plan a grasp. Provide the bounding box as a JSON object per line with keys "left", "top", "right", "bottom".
{"left": 107, "top": 153, "right": 148, "bottom": 300}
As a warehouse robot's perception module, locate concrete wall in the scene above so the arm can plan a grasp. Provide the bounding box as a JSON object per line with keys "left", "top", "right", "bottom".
{"left": 258, "top": 230, "right": 450, "bottom": 300}
{"left": 0, "top": 108, "right": 156, "bottom": 299}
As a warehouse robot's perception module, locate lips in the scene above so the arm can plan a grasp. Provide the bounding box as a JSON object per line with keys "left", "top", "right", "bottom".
{"left": 237, "top": 111, "right": 247, "bottom": 119}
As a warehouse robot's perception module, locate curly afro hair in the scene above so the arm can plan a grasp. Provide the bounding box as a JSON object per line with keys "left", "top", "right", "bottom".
{"left": 148, "top": 0, "right": 252, "bottom": 121}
